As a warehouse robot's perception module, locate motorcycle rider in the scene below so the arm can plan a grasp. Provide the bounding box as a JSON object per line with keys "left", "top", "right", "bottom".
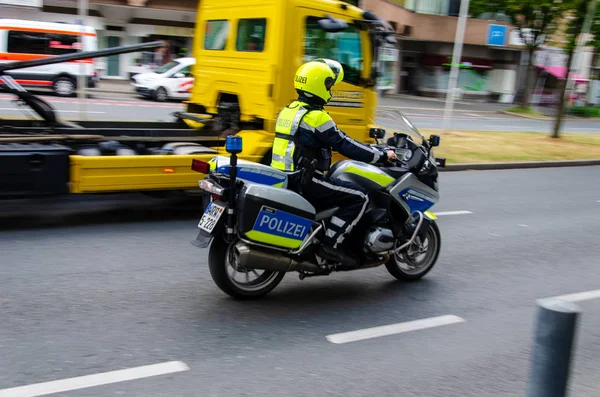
{"left": 270, "top": 58, "right": 397, "bottom": 266}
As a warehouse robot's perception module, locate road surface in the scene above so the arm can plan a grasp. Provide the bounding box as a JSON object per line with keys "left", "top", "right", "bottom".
{"left": 1, "top": 92, "right": 599, "bottom": 133}
{"left": 1, "top": 166, "right": 600, "bottom": 396}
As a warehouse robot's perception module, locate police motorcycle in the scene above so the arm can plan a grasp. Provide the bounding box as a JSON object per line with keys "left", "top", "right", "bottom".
{"left": 191, "top": 113, "right": 446, "bottom": 299}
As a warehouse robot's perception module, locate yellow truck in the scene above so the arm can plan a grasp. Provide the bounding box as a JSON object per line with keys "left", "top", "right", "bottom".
{"left": 0, "top": 0, "right": 396, "bottom": 200}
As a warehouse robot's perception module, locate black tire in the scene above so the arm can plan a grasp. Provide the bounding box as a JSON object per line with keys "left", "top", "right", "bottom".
{"left": 208, "top": 236, "right": 285, "bottom": 299}
{"left": 385, "top": 221, "right": 441, "bottom": 281}
{"left": 53, "top": 76, "right": 76, "bottom": 97}
{"left": 154, "top": 87, "right": 168, "bottom": 102}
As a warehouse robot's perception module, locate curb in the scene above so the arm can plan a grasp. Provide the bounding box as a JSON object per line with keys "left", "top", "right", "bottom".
{"left": 501, "top": 110, "right": 551, "bottom": 120}
{"left": 378, "top": 106, "right": 501, "bottom": 114}
{"left": 89, "top": 88, "right": 136, "bottom": 95}
{"left": 382, "top": 94, "right": 489, "bottom": 105}
{"left": 501, "top": 110, "right": 600, "bottom": 122}
{"left": 441, "top": 159, "right": 600, "bottom": 172}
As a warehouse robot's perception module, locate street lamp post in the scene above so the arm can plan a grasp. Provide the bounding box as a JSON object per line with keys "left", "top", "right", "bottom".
{"left": 77, "top": 0, "right": 88, "bottom": 119}
{"left": 442, "top": 0, "right": 470, "bottom": 133}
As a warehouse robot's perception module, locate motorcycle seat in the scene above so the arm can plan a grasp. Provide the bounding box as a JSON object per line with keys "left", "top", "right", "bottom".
{"left": 315, "top": 207, "right": 340, "bottom": 221}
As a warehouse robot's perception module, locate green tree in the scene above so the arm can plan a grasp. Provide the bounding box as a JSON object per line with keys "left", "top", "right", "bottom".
{"left": 552, "top": 0, "right": 599, "bottom": 138}
{"left": 470, "top": 0, "right": 572, "bottom": 109}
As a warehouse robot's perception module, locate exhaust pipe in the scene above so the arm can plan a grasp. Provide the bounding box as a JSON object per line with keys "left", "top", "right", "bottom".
{"left": 234, "top": 242, "right": 322, "bottom": 273}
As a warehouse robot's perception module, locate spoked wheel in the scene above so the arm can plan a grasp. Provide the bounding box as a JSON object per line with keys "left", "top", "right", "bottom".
{"left": 208, "top": 236, "right": 285, "bottom": 299}
{"left": 385, "top": 222, "right": 441, "bottom": 281}
{"left": 154, "top": 87, "right": 168, "bottom": 102}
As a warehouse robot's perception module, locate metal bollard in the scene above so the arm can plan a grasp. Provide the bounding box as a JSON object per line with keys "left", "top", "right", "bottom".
{"left": 526, "top": 298, "right": 581, "bottom": 397}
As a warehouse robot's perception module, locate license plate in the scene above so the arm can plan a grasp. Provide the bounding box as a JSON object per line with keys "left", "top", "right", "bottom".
{"left": 198, "top": 202, "right": 226, "bottom": 233}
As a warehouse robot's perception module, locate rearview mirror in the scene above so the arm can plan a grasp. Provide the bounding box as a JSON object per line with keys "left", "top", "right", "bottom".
{"left": 429, "top": 135, "right": 440, "bottom": 147}
{"left": 173, "top": 73, "right": 185, "bottom": 79}
{"left": 369, "top": 127, "right": 385, "bottom": 139}
{"left": 318, "top": 15, "right": 348, "bottom": 32}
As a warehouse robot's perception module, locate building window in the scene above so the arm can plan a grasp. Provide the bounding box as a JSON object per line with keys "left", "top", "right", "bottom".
{"left": 236, "top": 18, "right": 267, "bottom": 52}
{"left": 204, "top": 20, "right": 229, "bottom": 50}
{"left": 304, "top": 17, "right": 363, "bottom": 85}
{"left": 7, "top": 31, "right": 81, "bottom": 55}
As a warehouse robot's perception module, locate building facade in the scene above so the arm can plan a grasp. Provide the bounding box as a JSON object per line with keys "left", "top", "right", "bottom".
{"left": 360, "top": 0, "right": 524, "bottom": 101}
{"left": 0, "top": 0, "right": 198, "bottom": 79}
{"left": 2, "top": 0, "right": 594, "bottom": 101}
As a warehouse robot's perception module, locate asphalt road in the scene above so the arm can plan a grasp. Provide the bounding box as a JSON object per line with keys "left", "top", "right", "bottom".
{"left": 1, "top": 92, "right": 599, "bottom": 133}
{"left": 1, "top": 166, "right": 600, "bottom": 396}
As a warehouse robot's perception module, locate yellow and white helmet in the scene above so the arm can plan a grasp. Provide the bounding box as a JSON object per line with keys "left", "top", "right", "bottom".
{"left": 293, "top": 58, "right": 344, "bottom": 104}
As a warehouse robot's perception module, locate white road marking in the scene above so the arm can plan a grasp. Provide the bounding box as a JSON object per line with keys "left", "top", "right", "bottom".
{"left": 0, "top": 361, "right": 190, "bottom": 397}
{"left": 434, "top": 210, "right": 473, "bottom": 216}
{"left": 549, "top": 289, "right": 600, "bottom": 303}
{"left": 464, "top": 113, "right": 483, "bottom": 118}
{"left": 326, "top": 315, "right": 465, "bottom": 344}
{"left": 0, "top": 108, "right": 105, "bottom": 114}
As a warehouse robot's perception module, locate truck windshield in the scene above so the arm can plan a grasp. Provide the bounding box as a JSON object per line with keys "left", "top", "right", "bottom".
{"left": 304, "top": 17, "right": 363, "bottom": 86}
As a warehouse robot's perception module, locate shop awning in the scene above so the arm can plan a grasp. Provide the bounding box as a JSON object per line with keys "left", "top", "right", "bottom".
{"left": 537, "top": 65, "right": 590, "bottom": 83}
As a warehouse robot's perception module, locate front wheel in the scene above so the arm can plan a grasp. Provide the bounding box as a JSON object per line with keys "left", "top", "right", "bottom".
{"left": 208, "top": 236, "right": 285, "bottom": 299}
{"left": 385, "top": 221, "right": 441, "bottom": 281}
{"left": 153, "top": 87, "right": 168, "bottom": 102}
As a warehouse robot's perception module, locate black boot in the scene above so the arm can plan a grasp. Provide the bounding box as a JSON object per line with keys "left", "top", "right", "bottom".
{"left": 318, "top": 245, "right": 358, "bottom": 268}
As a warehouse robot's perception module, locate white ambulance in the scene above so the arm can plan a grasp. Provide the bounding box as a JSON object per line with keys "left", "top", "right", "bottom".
{"left": 0, "top": 19, "right": 98, "bottom": 97}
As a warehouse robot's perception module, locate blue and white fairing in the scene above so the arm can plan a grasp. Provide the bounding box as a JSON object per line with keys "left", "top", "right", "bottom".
{"left": 387, "top": 173, "right": 440, "bottom": 215}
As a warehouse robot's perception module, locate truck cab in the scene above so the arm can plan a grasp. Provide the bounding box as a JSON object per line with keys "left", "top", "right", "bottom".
{"left": 182, "top": 0, "right": 396, "bottom": 164}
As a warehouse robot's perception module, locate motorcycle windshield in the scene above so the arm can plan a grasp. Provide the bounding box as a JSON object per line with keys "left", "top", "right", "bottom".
{"left": 391, "top": 112, "right": 426, "bottom": 147}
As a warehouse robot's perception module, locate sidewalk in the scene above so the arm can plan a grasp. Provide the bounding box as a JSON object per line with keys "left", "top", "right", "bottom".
{"left": 91, "top": 79, "right": 135, "bottom": 94}
{"left": 89, "top": 80, "right": 582, "bottom": 120}
{"left": 378, "top": 94, "right": 512, "bottom": 113}
{"left": 91, "top": 80, "right": 512, "bottom": 111}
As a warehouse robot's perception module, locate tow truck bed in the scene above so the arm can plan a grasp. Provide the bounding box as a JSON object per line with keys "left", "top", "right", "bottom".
{"left": 0, "top": 42, "right": 230, "bottom": 200}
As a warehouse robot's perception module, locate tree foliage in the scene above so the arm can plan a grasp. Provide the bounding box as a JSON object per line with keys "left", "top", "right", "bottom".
{"left": 552, "top": 0, "right": 598, "bottom": 138}
{"left": 469, "top": 0, "right": 574, "bottom": 108}
{"left": 469, "top": 0, "right": 570, "bottom": 50}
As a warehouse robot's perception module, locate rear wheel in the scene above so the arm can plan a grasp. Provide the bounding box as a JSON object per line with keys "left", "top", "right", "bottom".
{"left": 385, "top": 222, "right": 441, "bottom": 281}
{"left": 53, "top": 76, "right": 76, "bottom": 97}
{"left": 208, "top": 236, "right": 285, "bottom": 299}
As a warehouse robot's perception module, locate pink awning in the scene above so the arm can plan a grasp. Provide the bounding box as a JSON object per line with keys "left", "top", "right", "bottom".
{"left": 537, "top": 65, "right": 590, "bottom": 82}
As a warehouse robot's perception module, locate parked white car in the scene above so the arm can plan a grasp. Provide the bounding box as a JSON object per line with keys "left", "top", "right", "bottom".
{"left": 130, "top": 57, "right": 195, "bottom": 102}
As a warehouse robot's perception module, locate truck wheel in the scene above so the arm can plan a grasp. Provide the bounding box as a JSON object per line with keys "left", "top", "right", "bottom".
{"left": 53, "top": 77, "right": 76, "bottom": 97}
{"left": 154, "top": 87, "right": 168, "bottom": 102}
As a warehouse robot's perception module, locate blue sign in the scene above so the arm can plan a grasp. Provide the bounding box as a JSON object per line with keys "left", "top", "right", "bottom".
{"left": 252, "top": 206, "right": 312, "bottom": 241}
{"left": 487, "top": 24, "right": 508, "bottom": 47}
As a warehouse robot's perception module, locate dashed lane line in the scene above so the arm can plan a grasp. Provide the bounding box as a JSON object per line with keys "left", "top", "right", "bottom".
{"left": 0, "top": 108, "right": 105, "bottom": 114}
{"left": 326, "top": 315, "right": 466, "bottom": 344}
{"left": 435, "top": 210, "right": 473, "bottom": 216}
{"left": 548, "top": 289, "right": 600, "bottom": 303}
{"left": 0, "top": 361, "right": 190, "bottom": 397}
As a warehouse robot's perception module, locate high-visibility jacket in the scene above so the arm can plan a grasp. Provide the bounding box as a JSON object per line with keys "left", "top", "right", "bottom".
{"left": 271, "top": 99, "right": 385, "bottom": 172}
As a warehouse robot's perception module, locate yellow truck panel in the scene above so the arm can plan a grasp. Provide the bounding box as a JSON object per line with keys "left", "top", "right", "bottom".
{"left": 68, "top": 129, "right": 271, "bottom": 193}
{"left": 69, "top": 154, "right": 213, "bottom": 193}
